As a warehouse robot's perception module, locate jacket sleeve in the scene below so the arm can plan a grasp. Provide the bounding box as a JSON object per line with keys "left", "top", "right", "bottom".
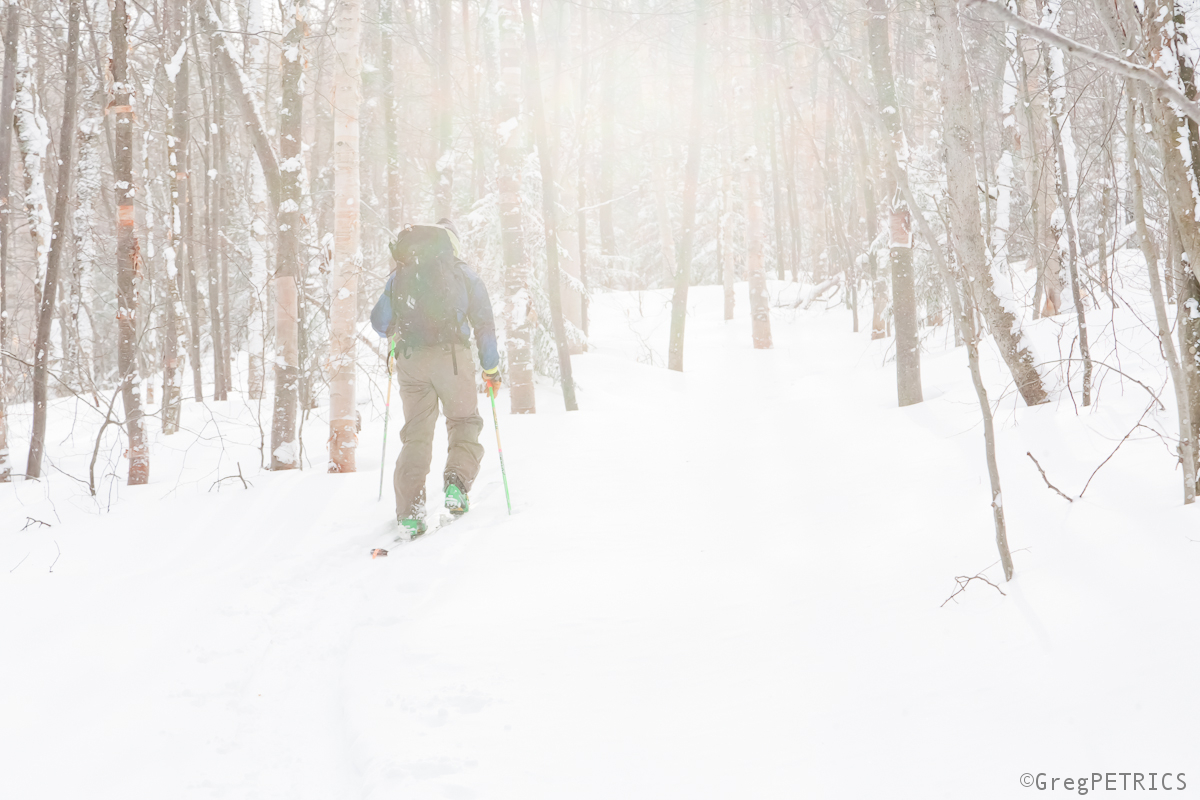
{"left": 370, "top": 274, "right": 394, "bottom": 337}
{"left": 463, "top": 265, "right": 500, "bottom": 371}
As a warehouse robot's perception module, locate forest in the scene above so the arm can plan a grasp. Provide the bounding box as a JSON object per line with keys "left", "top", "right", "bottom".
{"left": 2, "top": 0, "right": 1200, "bottom": 795}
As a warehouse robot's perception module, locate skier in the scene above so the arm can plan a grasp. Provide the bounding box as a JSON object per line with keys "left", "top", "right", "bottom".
{"left": 371, "top": 219, "right": 501, "bottom": 537}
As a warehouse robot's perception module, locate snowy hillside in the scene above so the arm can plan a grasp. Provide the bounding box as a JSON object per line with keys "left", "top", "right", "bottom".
{"left": 2, "top": 281, "right": 1198, "bottom": 799}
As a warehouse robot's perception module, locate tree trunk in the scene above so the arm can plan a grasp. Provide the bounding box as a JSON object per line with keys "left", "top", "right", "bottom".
{"left": 576, "top": 3, "right": 590, "bottom": 338}
{"left": 435, "top": 0, "right": 453, "bottom": 218}
{"left": 204, "top": 56, "right": 227, "bottom": 402}
{"left": 1016, "top": 0, "right": 1061, "bottom": 317}
{"left": 520, "top": 0, "right": 577, "bottom": 409}
{"left": 26, "top": 0, "right": 80, "bottom": 479}
{"left": 112, "top": 0, "right": 149, "bottom": 485}
{"left": 765, "top": 0, "right": 785, "bottom": 281}
{"left": 15, "top": 27, "right": 52, "bottom": 476}
{"left": 931, "top": 0, "right": 1048, "bottom": 407}
{"left": 382, "top": 0, "right": 401, "bottom": 229}
{"left": 868, "top": 0, "right": 920, "bottom": 406}
{"left": 745, "top": 7, "right": 772, "bottom": 352}
{"left": 181, "top": 45, "right": 204, "bottom": 403}
{"left": 328, "top": 0, "right": 361, "bottom": 472}
{"left": 667, "top": 0, "right": 707, "bottom": 371}
{"left": 499, "top": 0, "right": 535, "bottom": 413}
{"left": 162, "top": 0, "right": 187, "bottom": 432}
{"left": 598, "top": 0, "right": 617, "bottom": 260}
{"left": 1043, "top": 0, "right": 1090, "bottom": 405}
{"left": 652, "top": 143, "right": 677, "bottom": 284}
{"left": 1129, "top": 91, "right": 1196, "bottom": 504}
{"left": 67, "top": 59, "right": 101, "bottom": 405}
{"left": 0, "top": 3, "right": 17, "bottom": 482}
{"left": 271, "top": 3, "right": 304, "bottom": 471}
{"left": 245, "top": 0, "right": 268, "bottom": 400}
{"left": 746, "top": 152, "right": 773, "bottom": 349}
{"left": 721, "top": 0, "right": 735, "bottom": 321}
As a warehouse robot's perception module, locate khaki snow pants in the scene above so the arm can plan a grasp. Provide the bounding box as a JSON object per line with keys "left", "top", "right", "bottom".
{"left": 393, "top": 344, "right": 484, "bottom": 520}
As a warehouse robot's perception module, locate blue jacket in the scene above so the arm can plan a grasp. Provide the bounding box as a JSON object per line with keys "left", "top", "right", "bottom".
{"left": 370, "top": 262, "right": 500, "bottom": 371}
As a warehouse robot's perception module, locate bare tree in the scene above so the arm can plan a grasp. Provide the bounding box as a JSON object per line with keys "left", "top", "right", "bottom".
{"left": 271, "top": 0, "right": 306, "bottom": 471}
{"left": 0, "top": 1, "right": 17, "bottom": 483}
{"left": 519, "top": 0, "right": 577, "bottom": 410}
{"left": 667, "top": 0, "right": 707, "bottom": 371}
{"left": 26, "top": 0, "right": 81, "bottom": 479}
{"left": 328, "top": 0, "right": 362, "bottom": 472}
{"left": 867, "top": 0, "right": 920, "bottom": 406}
{"left": 112, "top": 0, "right": 149, "bottom": 484}
{"left": 499, "top": 0, "right": 535, "bottom": 413}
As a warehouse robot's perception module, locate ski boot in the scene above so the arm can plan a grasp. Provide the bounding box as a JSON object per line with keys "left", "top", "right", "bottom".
{"left": 398, "top": 490, "right": 427, "bottom": 540}
{"left": 398, "top": 517, "right": 427, "bottom": 540}
{"left": 444, "top": 475, "right": 470, "bottom": 516}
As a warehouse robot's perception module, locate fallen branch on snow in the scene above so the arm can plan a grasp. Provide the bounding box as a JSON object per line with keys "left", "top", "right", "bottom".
{"left": 1026, "top": 453, "right": 1073, "bottom": 503}
{"left": 209, "top": 462, "right": 252, "bottom": 492}
{"left": 941, "top": 573, "right": 1007, "bottom": 607}
{"left": 793, "top": 273, "right": 843, "bottom": 310}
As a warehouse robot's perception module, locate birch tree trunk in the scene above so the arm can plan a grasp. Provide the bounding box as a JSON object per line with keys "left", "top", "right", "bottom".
{"left": 71, "top": 94, "right": 100, "bottom": 403}
{"left": 181, "top": 40, "right": 204, "bottom": 403}
{"left": 0, "top": 2, "right": 17, "bottom": 482}
{"left": 15, "top": 24, "right": 52, "bottom": 477}
{"left": 1016, "top": 0, "right": 1061, "bottom": 317}
{"left": 931, "top": 0, "right": 1048, "bottom": 407}
{"left": 667, "top": 0, "right": 707, "bottom": 371}
{"left": 112, "top": 0, "right": 149, "bottom": 484}
{"left": 204, "top": 56, "right": 227, "bottom": 401}
{"left": 26, "top": 0, "right": 80, "bottom": 479}
{"left": 161, "top": 0, "right": 186, "bottom": 432}
{"left": 745, "top": 6, "right": 772, "bottom": 351}
{"left": 328, "top": 0, "right": 361, "bottom": 472}
{"left": 499, "top": 0, "right": 535, "bottom": 413}
{"left": 867, "top": 0, "right": 920, "bottom": 406}
{"left": 271, "top": 1, "right": 304, "bottom": 471}
{"left": 245, "top": 0, "right": 268, "bottom": 400}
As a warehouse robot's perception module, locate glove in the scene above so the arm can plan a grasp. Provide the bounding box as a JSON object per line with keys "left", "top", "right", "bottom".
{"left": 482, "top": 367, "right": 501, "bottom": 392}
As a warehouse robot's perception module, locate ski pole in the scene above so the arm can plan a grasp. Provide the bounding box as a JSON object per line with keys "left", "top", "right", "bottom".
{"left": 378, "top": 341, "right": 396, "bottom": 502}
{"left": 488, "top": 385, "right": 512, "bottom": 515}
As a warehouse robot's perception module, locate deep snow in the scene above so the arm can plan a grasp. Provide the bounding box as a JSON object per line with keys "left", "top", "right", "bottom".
{"left": 2, "top": 276, "right": 1198, "bottom": 798}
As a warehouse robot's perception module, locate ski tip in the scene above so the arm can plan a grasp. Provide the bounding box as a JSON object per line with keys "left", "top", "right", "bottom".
{"left": 370, "top": 548, "right": 389, "bottom": 559}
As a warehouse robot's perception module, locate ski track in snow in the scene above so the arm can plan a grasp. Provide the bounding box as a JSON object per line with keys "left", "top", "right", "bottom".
{"left": 2, "top": 279, "right": 1199, "bottom": 798}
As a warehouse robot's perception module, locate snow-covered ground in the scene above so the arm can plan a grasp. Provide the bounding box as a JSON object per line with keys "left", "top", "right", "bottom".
{"left": 3, "top": 276, "right": 1198, "bottom": 798}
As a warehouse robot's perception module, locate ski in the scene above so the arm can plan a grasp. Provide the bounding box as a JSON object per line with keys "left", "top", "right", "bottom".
{"left": 369, "top": 510, "right": 463, "bottom": 558}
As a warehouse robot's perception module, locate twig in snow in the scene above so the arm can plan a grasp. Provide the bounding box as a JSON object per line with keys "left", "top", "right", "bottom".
{"left": 49, "top": 540, "right": 61, "bottom": 573}
{"left": 941, "top": 573, "right": 1007, "bottom": 607}
{"left": 21, "top": 517, "right": 52, "bottom": 531}
{"left": 1080, "top": 403, "right": 1155, "bottom": 497}
{"left": 9, "top": 552, "right": 31, "bottom": 573}
{"left": 1026, "top": 452, "right": 1073, "bottom": 503}
{"left": 209, "top": 462, "right": 252, "bottom": 492}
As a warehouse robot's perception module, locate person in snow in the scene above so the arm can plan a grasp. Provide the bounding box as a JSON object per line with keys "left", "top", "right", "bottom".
{"left": 371, "top": 219, "right": 501, "bottom": 537}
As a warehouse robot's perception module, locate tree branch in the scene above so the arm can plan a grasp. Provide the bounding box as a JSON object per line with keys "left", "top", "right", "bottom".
{"left": 1026, "top": 452, "right": 1074, "bottom": 502}
{"left": 961, "top": 0, "right": 1200, "bottom": 127}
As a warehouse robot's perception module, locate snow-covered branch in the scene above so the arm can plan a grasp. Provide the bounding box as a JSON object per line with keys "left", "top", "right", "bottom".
{"left": 962, "top": 0, "right": 1200, "bottom": 126}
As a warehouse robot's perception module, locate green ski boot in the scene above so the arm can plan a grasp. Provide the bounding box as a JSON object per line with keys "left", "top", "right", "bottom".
{"left": 398, "top": 517, "right": 427, "bottom": 540}
{"left": 444, "top": 483, "right": 469, "bottom": 516}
